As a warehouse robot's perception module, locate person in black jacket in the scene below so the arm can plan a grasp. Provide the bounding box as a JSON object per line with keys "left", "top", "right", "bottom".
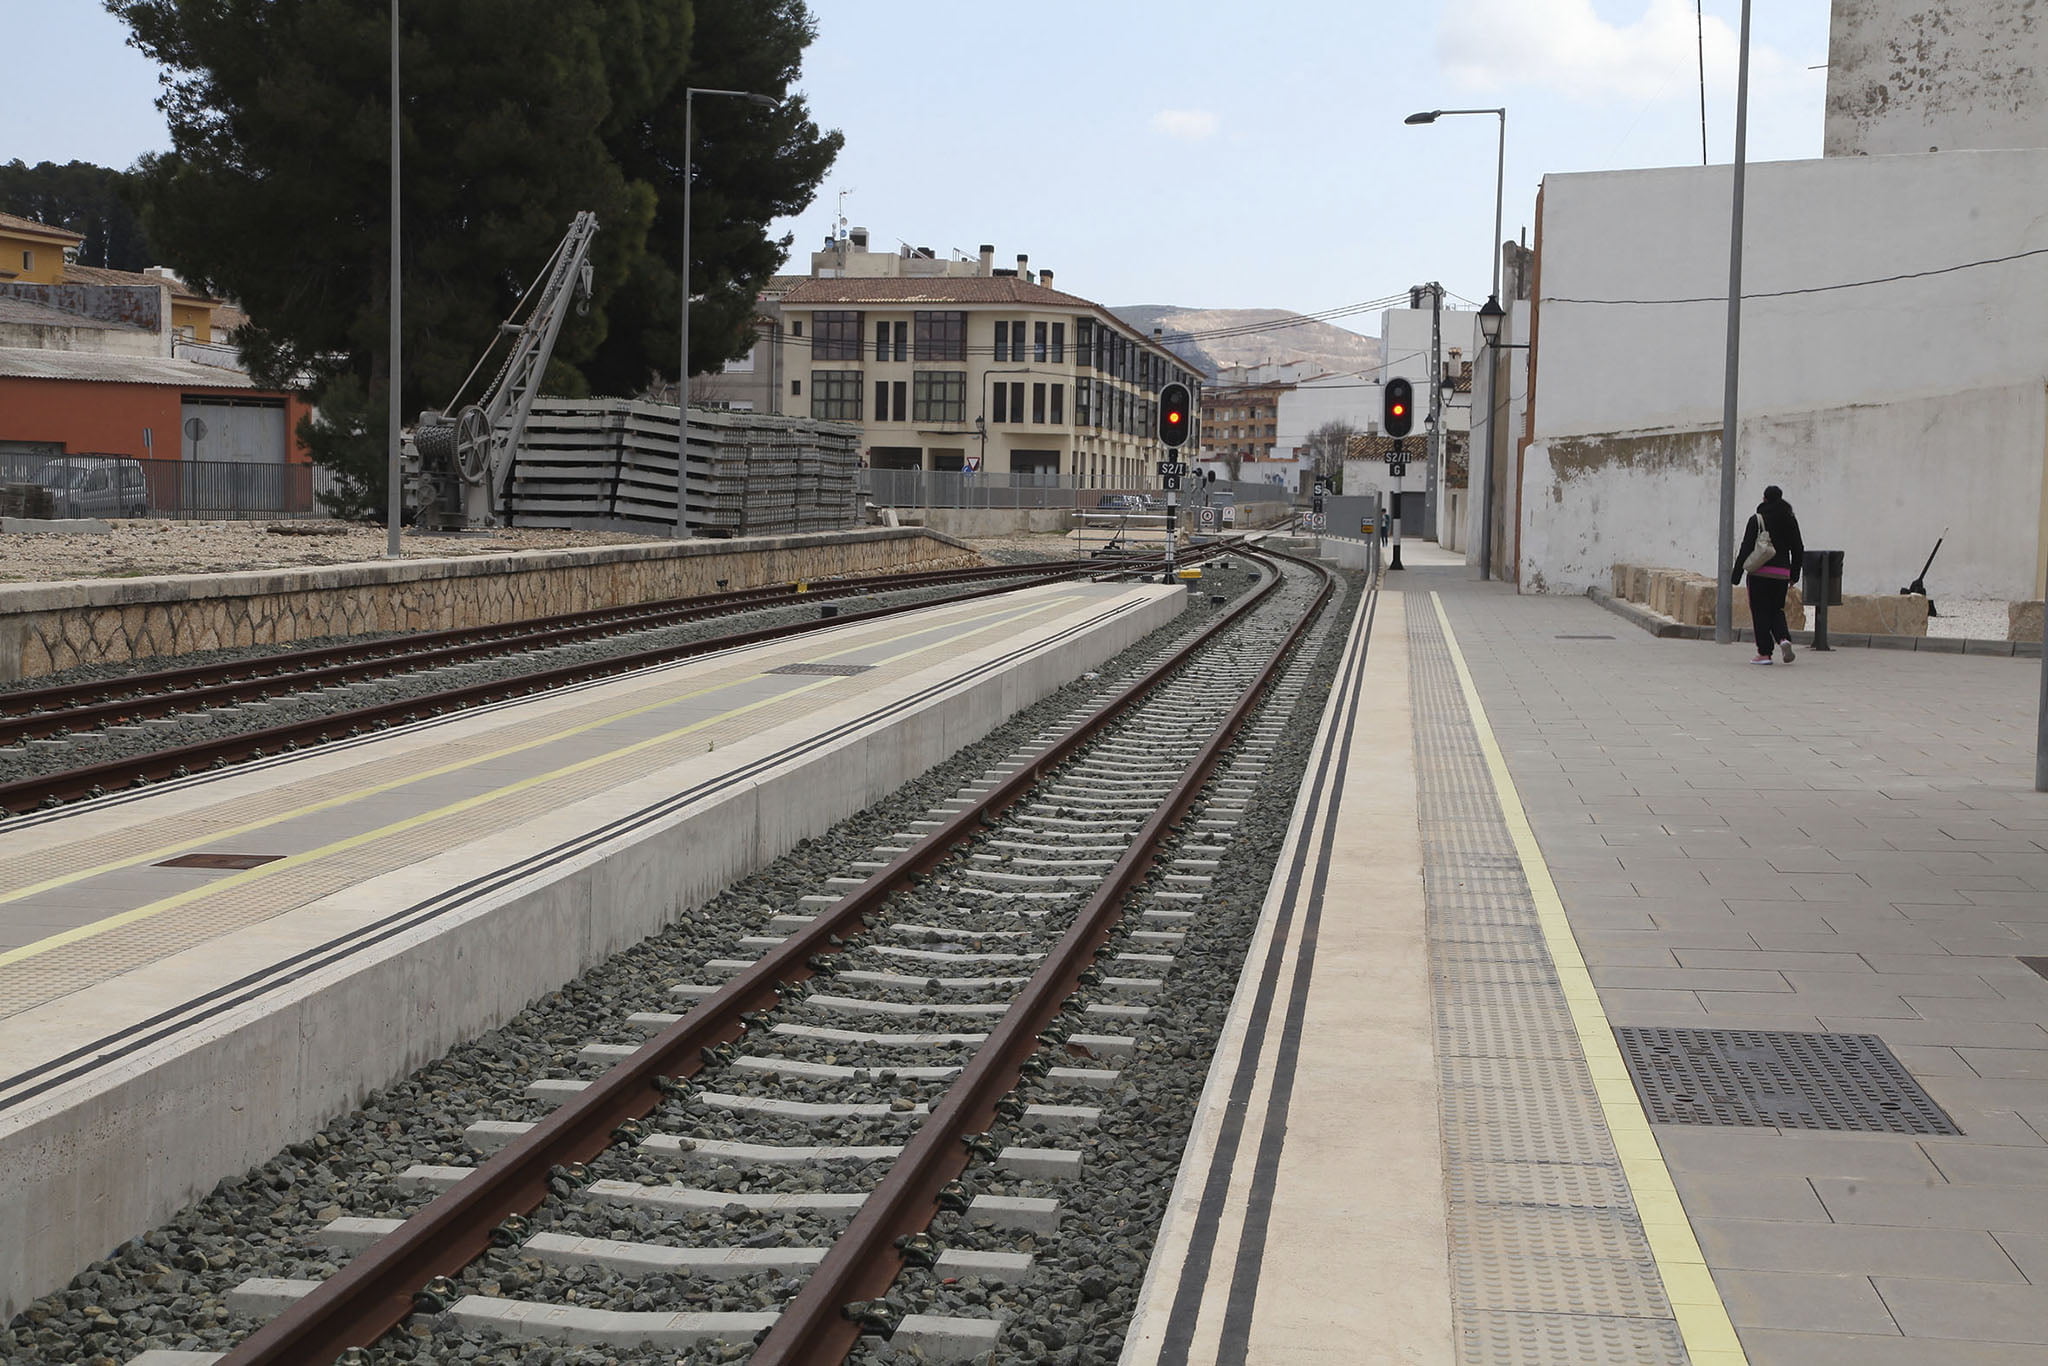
{"left": 1732, "top": 485, "right": 1805, "bottom": 664}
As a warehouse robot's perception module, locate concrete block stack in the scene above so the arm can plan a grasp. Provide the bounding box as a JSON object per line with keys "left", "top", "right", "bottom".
{"left": 1608, "top": 562, "right": 1808, "bottom": 630}
{"left": 509, "top": 400, "right": 860, "bottom": 536}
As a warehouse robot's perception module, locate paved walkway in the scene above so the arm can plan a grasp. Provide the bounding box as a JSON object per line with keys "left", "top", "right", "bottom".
{"left": 1424, "top": 567, "right": 2048, "bottom": 1364}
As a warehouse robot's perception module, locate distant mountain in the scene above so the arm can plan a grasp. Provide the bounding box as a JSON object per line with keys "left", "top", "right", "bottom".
{"left": 1112, "top": 305, "right": 1381, "bottom": 381}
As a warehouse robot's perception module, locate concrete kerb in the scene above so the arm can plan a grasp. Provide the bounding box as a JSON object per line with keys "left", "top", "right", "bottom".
{"left": 0, "top": 584, "right": 1182, "bottom": 1321}
{"left": 1586, "top": 588, "right": 2043, "bottom": 659}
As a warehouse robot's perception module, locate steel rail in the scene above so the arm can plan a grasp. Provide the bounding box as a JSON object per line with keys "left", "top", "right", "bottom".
{"left": 751, "top": 545, "right": 1338, "bottom": 1364}
{"left": 213, "top": 548, "right": 1292, "bottom": 1365}
{"left": 0, "top": 560, "right": 1086, "bottom": 740}
{"left": 0, "top": 545, "right": 1244, "bottom": 816}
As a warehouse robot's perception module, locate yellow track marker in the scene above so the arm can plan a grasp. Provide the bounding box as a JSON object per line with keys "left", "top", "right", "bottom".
{"left": 1430, "top": 592, "right": 1749, "bottom": 1366}
{"left": 0, "top": 594, "right": 1081, "bottom": 965}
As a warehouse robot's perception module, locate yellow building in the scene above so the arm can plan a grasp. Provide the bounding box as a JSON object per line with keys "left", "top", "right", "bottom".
{"left": 0, "top": 212, "right": 83, "bottom": 285}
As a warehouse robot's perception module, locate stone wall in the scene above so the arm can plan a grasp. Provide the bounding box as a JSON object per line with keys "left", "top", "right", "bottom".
{"left": 0, "top": 528, "right": 980, "bottom": 683}
{"left": 1610, "top": 563, "right": 1808, "bottom": 630}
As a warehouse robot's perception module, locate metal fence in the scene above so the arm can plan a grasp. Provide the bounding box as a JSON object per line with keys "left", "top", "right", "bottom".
{"left": 0, "top": 453, "right": 341, "bottom": 520}
{"left": 860, "top": 468, "right": 1297, "bottom": 511}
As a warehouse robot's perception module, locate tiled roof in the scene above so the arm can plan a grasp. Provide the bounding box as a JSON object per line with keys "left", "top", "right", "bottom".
{"left": 780, "top": 275, "right": 1103, "bottom": 311}
{"left": 62, "top": 265, "right": 220, "bottom": 305}
{"left": 0, "top": 211, "right": 84, "bottom": 243}
{"left": 0, "top": 347, "right": 256, "bottom": 387}
{"left": 1345, "top": 432, "right": 1427, "bottom": 460}
{"left": 212, "top": 303, "right": 251, "bottom": 335}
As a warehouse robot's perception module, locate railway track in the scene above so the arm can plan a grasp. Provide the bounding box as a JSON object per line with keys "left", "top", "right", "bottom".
{"left": 60, "top": 545, "right": 1343, "bottom": 1366}
{"left": 0, "top": 549, "right": 1232, "bottom": 816}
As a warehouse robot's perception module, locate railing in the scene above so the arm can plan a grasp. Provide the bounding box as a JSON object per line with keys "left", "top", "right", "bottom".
{"left": 860, "top": 468, "right": 1297, "bottom": 510}
{"left": 0, "top": 454, "right": 340, "bottom": 520}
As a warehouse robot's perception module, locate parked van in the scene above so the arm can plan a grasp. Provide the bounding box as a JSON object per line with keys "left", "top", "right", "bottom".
{"left": 35, "top": 457, "right": 149, "bottom": 519}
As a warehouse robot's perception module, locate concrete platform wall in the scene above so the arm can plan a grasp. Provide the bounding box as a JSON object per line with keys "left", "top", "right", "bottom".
{"left": 0, "top": 527, "right": 978, "bottom": 682}
{"left": 0, "top": 586, "right": 1182, "bottom": 1320}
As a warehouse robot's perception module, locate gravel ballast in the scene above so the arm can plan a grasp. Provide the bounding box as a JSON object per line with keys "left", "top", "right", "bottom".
{"left": 0, "top": 546, "right": 1364, "bottom": 1366}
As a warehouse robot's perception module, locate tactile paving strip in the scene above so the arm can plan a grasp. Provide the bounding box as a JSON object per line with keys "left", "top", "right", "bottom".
{"left": 1408, "top": 603, "right": 1688, "bottom": 1364}
{"left": 1615, "top": 1026, "right": 1963, "bottom": 1135}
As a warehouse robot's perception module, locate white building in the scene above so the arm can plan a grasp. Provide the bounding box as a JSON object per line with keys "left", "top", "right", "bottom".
{"left": 1502, "top": 0, "right": 2048, "bottom": 601}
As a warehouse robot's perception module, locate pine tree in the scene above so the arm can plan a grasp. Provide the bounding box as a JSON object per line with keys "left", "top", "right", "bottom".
{"left": 0, "top": 160, "right": 151, "bottom": 269}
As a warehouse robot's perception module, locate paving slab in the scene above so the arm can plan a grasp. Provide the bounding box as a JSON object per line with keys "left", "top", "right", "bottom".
{"left": 1425, "top": 568, "right": 2048, "bottom": 1361}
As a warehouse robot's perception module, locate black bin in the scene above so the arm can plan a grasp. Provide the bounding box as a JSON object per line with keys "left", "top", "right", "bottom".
{"left": 1801, "top": 550, "right": 1844, "bottom": 606}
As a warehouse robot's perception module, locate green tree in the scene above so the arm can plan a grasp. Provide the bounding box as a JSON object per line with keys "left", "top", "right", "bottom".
{"left": 108, "top": 0, "right": 839, "bottom": 517}
{"left": 0, "top": 160, "right": 151, "bottom": 269}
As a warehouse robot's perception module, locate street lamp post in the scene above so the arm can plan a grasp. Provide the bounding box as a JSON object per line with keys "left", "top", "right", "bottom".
{"left": 675, "top": 87, "right": 779, "bottom": 540}
{"left": 386, "top": 0, "right": 402, "bottom": 558}
{"left": 1406, "top": 106, "right": 1506, "bottom": 579}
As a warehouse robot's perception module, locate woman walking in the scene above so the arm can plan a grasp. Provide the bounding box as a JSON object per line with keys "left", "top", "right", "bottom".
{"left": 1732, "top": 485, "right": 1805, "bottom": 664}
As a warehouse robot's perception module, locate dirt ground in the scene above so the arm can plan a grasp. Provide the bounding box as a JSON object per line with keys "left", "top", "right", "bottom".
{"left": 0, "top": 520, "right": 1049, "bottom": 585}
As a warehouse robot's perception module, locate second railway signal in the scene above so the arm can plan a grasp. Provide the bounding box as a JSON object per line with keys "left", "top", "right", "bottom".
{"left": 1384, "top": 377, "right": 1414, "bottom": 439}
{"left": 1159, "top": 382, "right": 1192, "bottom": 447}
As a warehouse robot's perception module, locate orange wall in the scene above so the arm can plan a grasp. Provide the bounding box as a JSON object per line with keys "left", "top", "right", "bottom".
{"left": 0, "top": 377, "right": 310, "bottom": 462}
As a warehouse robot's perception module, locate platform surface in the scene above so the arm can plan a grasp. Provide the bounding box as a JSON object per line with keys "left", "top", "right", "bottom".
{"left": 1132, "top": 551, "right": 2048, "bottom": 1366}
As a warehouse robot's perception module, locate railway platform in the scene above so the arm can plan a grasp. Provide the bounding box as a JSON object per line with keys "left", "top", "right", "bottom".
{"left": 0, "top": 577, "right": 1182, "bottom": 1322}
{"left": 1128, "top": 548, "right": 2048, "bottom": 1365}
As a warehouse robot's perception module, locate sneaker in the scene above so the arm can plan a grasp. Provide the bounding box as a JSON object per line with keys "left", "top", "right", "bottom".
{"left": 1780, "top": 639, "right": 1795, "bottom": 663}
{"left": 1749, "top": 655, "right": 1774, "bottom": 665}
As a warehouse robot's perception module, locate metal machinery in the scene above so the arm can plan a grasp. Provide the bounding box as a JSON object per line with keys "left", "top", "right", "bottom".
{"left": 410, "top": 212, "right": 598, "bottom": 528}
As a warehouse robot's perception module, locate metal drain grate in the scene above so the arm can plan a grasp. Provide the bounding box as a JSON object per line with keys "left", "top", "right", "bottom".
{"left": 1615, "top": 1027, "right": 1961, "bottom": 1134}
{"left": 765, "top": 663, "right": 874, "bottom": 677}
{"left": 155, "top": 853, "right": 286, "bottom": 870}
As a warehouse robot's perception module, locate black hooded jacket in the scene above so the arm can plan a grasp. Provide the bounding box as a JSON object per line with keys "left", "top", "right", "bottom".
{"left": 1734, "top": 494, "right": 1804, "bottom": 584}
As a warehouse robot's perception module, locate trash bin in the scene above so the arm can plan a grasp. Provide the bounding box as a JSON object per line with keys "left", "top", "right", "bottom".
{"left": 1801, "top": 550, "right": 1844, "bottom": 606}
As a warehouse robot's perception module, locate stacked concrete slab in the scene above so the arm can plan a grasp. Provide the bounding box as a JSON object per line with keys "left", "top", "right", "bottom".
{"left": 510, "top": 401, "right": 860, "bottom": 536}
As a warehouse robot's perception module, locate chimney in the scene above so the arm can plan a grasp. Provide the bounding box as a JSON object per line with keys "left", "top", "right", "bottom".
{"left": 1040, "top": 268, "right": 1053, "bottom": 288}
{"left": 1016, "top": 253, "right": 1030, "bottom": 283}
{"left": 978, "top": 244, "right": 995, "bottom": 275}
{"left": 848, "top": 226, "right": 869, "bottom": 250}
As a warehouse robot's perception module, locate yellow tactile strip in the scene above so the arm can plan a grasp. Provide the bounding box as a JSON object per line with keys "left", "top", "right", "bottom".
{"left": 1428, "top": 593, "right": 1747, "bottom": 1366}
{"left": 0, "top": 593, "right": 1087, "bottom": 1018}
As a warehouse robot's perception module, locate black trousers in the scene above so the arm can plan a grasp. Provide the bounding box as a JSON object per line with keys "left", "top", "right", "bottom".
{"left": 1747, "top": 575, "right": 1791, "bottom": 651}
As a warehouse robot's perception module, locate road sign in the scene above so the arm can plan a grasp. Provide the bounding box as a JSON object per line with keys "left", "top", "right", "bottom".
{"left": 1388, "top": 460, "right": 1407, "bottom": 478}
{"left": 1301, "top": 511, "right": 1326, "bottom": 530}
{"left": 1156, "top": 460, "right": 1188, "bottom": 476}
{"left": 1198, "top": 506, "right": 1218, "bottom": 529}
{"left": 1162, "top": 475, "right": 1182, "bottom": 491}
{"left": 963, "top": 453, "right": 981, "bottom": 473}
{"left": 1221, "top": 504, "right": 1237, "bottom": 525}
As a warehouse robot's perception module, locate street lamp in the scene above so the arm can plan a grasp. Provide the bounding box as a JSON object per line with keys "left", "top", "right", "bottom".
{"left": 675, "top": 87, "right": 780, "bottom": 539}
{"left": 1476, "top": 294, "right": 1505, "bottom": 579}
{"left": 1407, "top": 105, "right": 1506, "bottom": 578}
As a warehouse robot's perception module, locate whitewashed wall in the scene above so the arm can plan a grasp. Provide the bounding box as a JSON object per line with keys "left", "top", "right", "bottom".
{"left": 1522, "top": 148, "right": 2048, "bottom": 599}
{"left": 1826, "top": 0, "right": 2048, "bottom": 157}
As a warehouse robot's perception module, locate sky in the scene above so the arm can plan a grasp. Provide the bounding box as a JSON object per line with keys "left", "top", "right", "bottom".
{"left": 3, "top": 0, "right": 1832, "bottom": 327}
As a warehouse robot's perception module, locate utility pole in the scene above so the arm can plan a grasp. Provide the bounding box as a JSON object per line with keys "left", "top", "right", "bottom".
{"left": 1714, "top": 0, "right": 1754, "bottom": 644}
{"left": 384, "top": 0, "right": 402, "bottom": 559}
{"left": 1429, "top": 282, "right": 1443, "bottom": 543}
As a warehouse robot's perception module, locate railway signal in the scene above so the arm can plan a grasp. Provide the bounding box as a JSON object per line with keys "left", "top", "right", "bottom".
{"left": 1383, "top": 378, "right": 1414, "bottom": 439}
{"left": 1159, "top": 383, "right": 1192, "bottom": 447}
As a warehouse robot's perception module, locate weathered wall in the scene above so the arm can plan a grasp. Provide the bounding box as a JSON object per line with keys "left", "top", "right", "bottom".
{"left": 0, "top": 528, "right": 979, "bottom": 682}
{"left": 1525, "top": 149, "right": 2048, "bottom": 598}
{"left": 1520, "top": 384, "right": 2048, "bottom": 598}
{"left": 1826, "top": 0, "right": 2048, "bottom": 156}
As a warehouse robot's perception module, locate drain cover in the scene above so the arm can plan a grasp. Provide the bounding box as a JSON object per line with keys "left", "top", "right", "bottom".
{"left": 1615, "top": 1027, "right": 1961, "bottom": 1134}
{"left": 767, "top": 663, "right": 874, "bottom": 677}
{"left": 156, "top": 853, "right": 285, "bottom": 870}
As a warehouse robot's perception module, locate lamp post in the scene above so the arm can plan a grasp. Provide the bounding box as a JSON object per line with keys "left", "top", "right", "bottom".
{"left": 675, "top": 87, "right": 780, "bottom": 539}
{"left": 1406, "top": 105, "right": 1506, "bottom": 579}
{"left": 385, "top": 0, "right": 402, "bottom": 558}
{"left": 1714, "top": 0, "right": 1755, "bottom": 644}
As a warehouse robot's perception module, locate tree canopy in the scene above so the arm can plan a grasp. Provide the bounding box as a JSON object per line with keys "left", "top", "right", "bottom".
{"left": 107, "top": 0, "right": 840, "bottom": 514}
{"left": 0, "top": 160, "right": 151, "bottom": 270}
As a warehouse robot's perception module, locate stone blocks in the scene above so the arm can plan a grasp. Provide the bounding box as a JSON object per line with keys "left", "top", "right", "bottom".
{"left": 2011, "top": 600, "right": 2043, "bottom": 643}
{"left": 1608, "top": 563, "right": 1806, "bottom": 630}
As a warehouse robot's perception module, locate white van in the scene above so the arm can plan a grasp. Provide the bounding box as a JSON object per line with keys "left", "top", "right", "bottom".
{"left": 36, "top": 457, "right": 150, "bottom": 519}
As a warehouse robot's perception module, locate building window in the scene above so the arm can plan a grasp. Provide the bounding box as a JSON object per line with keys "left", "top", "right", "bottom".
{"left": 914, "top": 311, "right": 966, "bottom": 361}
{"left": 791, "top": 378, "right": 802, "bottom": 396}
{"left": 1008, "top": 383, "right": 1024, "bottom": 425}
{"left": 892, "top": 381, "right": 906, "bottom": 421}
{"left": 1076, "top": 317, "right": 1093, "bottom": 357}
{"left": 1050, "top": 383, "right": 1064, "bottom": 424}
{"left": 992, "top": 384, "right": 1008, "bottom": 424}
{"left": 1032, "top": 382, "right": 1046, "bottom": 423}
{"left": 875, "top": 379, "right": 889, "bottom": 418}
{"left": 810, "top": 370, "right": 862, "bottom": 420}
{"left": 814, "top": 311, "right": 863, "bottom": 360}
{"left": 912, "top": 371, "right": 966, "bottom": 421}
{"left": 22, "top": 250, "right": 33, "bottom": 272}
{"left": 1051, "top": 323, "right": 1065, "bottom": 363}
{"left": 994, "top": 320, "right": 1011, "bottom": 363}
{"left": 791, "top": 320, "right": 803, "bottom": 337}
{"left": 1034, "top": 321, "right": 1048, "bottom": 363}
{"left": 1076, "top": 378, "right": 1091, "bottom": 427}
{"left": 875, "top": 321, "right": 890, "bottom": 361}
{"left": 892, "top": 321, "right": 906, "bottom": 361}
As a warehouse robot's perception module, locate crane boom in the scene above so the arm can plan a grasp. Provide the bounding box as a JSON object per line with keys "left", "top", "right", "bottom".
{"left": 415, "top": 212, "right": 598, "bottom": 526}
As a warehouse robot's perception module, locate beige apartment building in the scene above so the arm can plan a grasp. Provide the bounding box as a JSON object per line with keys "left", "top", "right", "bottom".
{"left": 773, "top": 268, "right": 1202, "bottom": 488}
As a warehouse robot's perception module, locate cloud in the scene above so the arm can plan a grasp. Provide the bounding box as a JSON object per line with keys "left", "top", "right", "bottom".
{"left": 1151, "top": 108, "right": 1220, "bottom": 141}
{"left": 1439, "top": 0, "right": 1794, "bottom": 103}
